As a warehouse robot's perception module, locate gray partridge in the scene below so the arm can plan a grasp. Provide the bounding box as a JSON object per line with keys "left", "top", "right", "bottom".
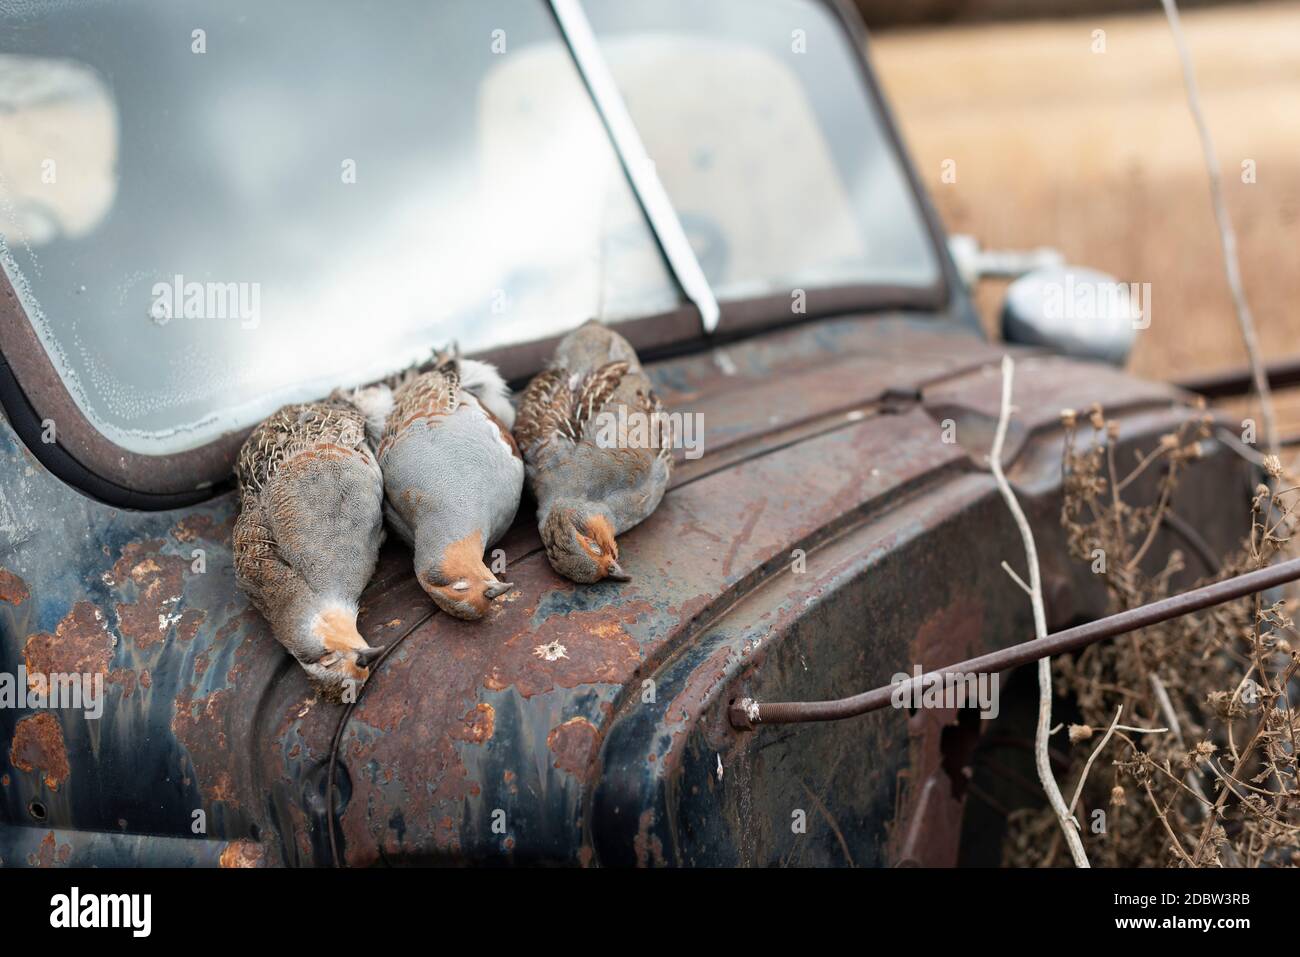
{"left": 234, "top": 398, "right": 386, "bottom": 701}
{"left": 355, "top": 350, "right": 523, "bottom": 620}
{"left": 514, "top": 320, "right": 672, "bottom": 584}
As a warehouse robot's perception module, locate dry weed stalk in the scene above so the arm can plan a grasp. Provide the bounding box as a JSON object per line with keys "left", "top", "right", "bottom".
{"left": 991, "top": 356, "right": 1089, "bottom": 868}
{"left": 1005, "top": 402, "right": 1300, "bottom": 867}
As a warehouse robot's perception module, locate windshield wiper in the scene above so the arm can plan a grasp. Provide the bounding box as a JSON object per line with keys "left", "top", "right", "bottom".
{"left": 549, "top": 0, "right": 720, "bottom": 334}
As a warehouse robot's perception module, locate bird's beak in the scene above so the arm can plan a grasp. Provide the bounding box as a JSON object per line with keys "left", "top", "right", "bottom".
{"left": 605, "top": 560, "right": 631, "bottom": 582}
{"left": 353, "top": 645, "right": 386, "bottom": 669}
{"left": 484, "top": 581, "right": 515, "bottom": 600}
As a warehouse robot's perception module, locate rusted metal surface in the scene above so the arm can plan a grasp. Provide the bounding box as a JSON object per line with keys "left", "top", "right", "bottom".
{"left": 0, "top": 312, "right": 1251, "bottom": 866}
{"left": 730, "top": 555, "right": 1300, "bottom": 728}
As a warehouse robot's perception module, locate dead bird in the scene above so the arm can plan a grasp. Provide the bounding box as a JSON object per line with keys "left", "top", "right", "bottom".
{"left": 513, "top": 320, "right": 672, "bottom": 584}
{"left": 234, "top": 398, "right": 386, "bottom": 701}
{"left": 354, "top": 348, "right": 523, "bottom": 620}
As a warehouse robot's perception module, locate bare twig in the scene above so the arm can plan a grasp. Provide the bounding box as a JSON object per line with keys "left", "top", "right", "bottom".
{"left": 991, "top": 355, "right": 1090, "bottom": 868}
{"left": 1001, "top": 561, "right": 1032, "bottom": 595}
{"left": 1160, "top": 0, "right": 1277, "bottom": 455}
{"left": 1149, "top": 673, "right": 1185, "bottom": 746}
{"left": 1144, "top": 780, "right": 1197, "bottom": 866}
{"left": 1069, "top": 706, "right": 1124, "bottom": 815}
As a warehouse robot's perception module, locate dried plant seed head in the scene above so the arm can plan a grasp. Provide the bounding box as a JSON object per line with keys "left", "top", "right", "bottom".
{"left": 1264, "top": 454, "right": 1284, "bottom": 478}
{"left": 1009, "top": 402, "right": 1300, "bottom": 868}
{"left": 1060, "top": 408, "right": 1077, "bottom": 428}
{"left": 1088, "top": 403, "right": 1105, "bottom": 430}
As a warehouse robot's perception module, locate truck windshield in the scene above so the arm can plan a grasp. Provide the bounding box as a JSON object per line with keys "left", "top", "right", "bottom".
{"left": 583, "top": 0, "right": 940, "bottom": 300}
{"left": 0, "top": 0, "right": 680, "bottom": 454}
{"left": 0, "top": 0, "right": 941, "bottom": 459}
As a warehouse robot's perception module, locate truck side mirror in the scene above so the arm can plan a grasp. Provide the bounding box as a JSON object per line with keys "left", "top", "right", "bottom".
{"left": 1001, "top": 266, "right": 1142, "bottom": 367}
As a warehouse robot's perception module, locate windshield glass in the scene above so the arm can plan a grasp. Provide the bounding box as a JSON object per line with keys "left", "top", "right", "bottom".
{"left": 0, "top": 0, "right": 680, "bottom": 455}
{"left": 583, "top": 0, "right": 941, "bottom": 300}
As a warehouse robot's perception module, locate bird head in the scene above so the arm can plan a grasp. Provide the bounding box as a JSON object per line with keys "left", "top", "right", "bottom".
{"left": 296, "top": 603, "right": 384, "bottom": 702}
{"left": 540, "top": 503, "right": 629, "bottom": 584}
{"left": 415, "top": 531, "right": 514, "bottom": 621}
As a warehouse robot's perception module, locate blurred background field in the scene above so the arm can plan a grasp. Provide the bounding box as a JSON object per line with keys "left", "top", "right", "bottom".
{"left": 864, "top": 0, "right": 1300, "bottom": 429}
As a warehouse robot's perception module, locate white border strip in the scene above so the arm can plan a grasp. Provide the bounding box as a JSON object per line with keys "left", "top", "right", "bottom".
{"left": 549, "top": 0, "right": 721, "bottom": 334}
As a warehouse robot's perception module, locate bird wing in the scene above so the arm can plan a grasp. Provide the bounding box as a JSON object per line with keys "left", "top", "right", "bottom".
{"left": 515, "top": 359, "right": 675, "bottom": 466}
{"left": 377, "top": 368, "right": 460, "bottom": 458}
{"left": 515, "top": 361, "right": 630, "bottom": 450}
{"left": 573, "top": 361, "right": 630, "bottom": 436}
{"left": 234, "top": 401, "right": 384, "bottom": 607}
{"left": 236, "top": 401, "right": 369, "bottom": 495}
{"left": 232, "top": 495, "right": 293, "bottom": 616}
{"left": 514, "top": 366, "right": 577, "bottom": 456}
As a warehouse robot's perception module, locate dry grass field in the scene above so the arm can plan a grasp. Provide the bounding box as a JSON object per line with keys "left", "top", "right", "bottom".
{"left": 873, "top": 1, "right": 1300, "bottom": 428}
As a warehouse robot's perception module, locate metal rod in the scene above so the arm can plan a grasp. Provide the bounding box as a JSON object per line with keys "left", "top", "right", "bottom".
{"left": 729, "top": 555, "right": 1300, "bottom": 729}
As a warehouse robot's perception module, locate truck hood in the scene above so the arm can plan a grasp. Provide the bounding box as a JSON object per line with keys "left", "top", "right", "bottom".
{"left": 2, "top": 312, "right": 1225, "bottom": 867}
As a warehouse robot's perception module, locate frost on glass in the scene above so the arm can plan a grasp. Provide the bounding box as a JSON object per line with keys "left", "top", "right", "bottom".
{"left": 0, "top": 0, "right": 679, "bottom": 456}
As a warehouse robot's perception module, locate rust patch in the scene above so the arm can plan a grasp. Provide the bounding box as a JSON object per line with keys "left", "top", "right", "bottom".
{"left": 633, "top": 809, "right": 665, "bottom": 867}
{"left": 106, "top": 669, "right": 137, "bottom": 699}
{"left": 450, "top": 703, "right": 495, "bottom": 744}
{"left": 172, "top": 689, "right": 238, "bottom": 805}
{"left": 547, "top": 717, "right": 600, "bottom": 777}
{"left": 176, "top": 608, "right": 205, "bottom": 642}
{"left": 0, "top": 568, "right": 29, "bottom": 604}
{"left": 172, "top": 513, "right": 232, "bottom": 544}
{"left": 338, "top": 590, "right": 653, "bottom": 863}
{"left": 219, "top": 841, "right": 267, "bottom": 868}
{"left": 23, "top": 601, "right": 113, "bottom": 684}
{"left": 170, "top": 611, "right": 264, "bottom": 812}
{"left": 10, "top": 713, "right": 70, "bottom": 790}
{"left": 112, "top": 539, "right": 191, "bottom": 651}
{"left": 28, "top": 831, "right": 72, "bottom": 867}
{"left": 889, "top": 595, "right": 985, "bottom": 867}
{"left": 483, "top": 602, "right": 648, "bottom": 699}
